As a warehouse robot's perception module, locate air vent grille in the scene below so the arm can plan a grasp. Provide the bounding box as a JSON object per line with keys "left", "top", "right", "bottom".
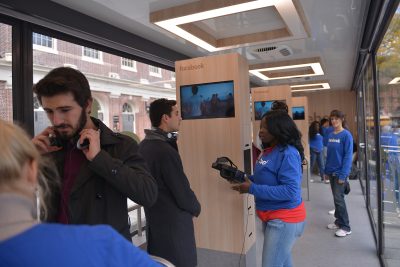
{"left": 250, "top": 45, "right": 293, "bottom": 59}
{"left": 254, "top": 46, "right": 277, "bottom": 53}
{"left": 279, "top": 48, "right": 291, "bottom": 56}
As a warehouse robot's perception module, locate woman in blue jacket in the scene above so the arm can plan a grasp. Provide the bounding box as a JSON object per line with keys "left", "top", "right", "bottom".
{"left": 232, "top": 110, "right": 306, "bottom": 267}
{"left": 309, "top": 121, "right": 326, "bottom": 182}
{"left": 324, "top": 110, "right": 353, "bottom": 237}
{"left": 0, "top": 120, "right": 161, "bottom": 267}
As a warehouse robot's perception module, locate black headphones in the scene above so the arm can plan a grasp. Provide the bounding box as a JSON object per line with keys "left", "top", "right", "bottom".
{"left": 211, "top": 156, "right": 246, "bottom": 183}
{"left": 167, "top": 132, "right": 178, "bottom": 140}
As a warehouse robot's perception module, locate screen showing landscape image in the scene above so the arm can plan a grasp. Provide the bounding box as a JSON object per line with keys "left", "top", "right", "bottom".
{"left": 254, "top": 100, "right": 286, "bottom": 120}
{"left": 292, "top": 106, "right": 305, "bottom": 120}
{"left": 180, "top": 80, "right": 235, "bottom": 120}
{"left": 254, "top": 101, "right": 273, "bottom": 120}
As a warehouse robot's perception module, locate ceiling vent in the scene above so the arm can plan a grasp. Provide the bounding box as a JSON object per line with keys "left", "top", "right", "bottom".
{"left": 250, "top": 45, "right": 293, "bottom": 59}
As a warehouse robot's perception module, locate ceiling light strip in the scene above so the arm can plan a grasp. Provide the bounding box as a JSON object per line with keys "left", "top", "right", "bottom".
{"left": 249, "top": 62, "right": 324, "bottom": 80}
{"left": 291, "top": 82, "right": 330, "bottom": 91}
{"left": 152, "top": 0, "right": 308, "bottom": 52}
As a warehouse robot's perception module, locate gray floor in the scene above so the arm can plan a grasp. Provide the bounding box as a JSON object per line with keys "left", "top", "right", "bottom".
{"left": 292, "top": 175, "right": 381, "bottom": 267}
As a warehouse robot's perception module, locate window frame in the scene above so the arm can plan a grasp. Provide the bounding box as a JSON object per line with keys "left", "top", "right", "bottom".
{"left": 32, "top": 32, "right": 58, "bottom": 54}
{"left": 121, "top": 57, "right": 137, "bottom": 72}
{"left": 82, "top": 46, "right": 103, "bottom": 64}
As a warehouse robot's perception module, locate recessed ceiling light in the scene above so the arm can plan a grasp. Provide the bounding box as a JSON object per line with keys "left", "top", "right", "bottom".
{"left": 291, "top": 82, "right": 330, "bottom": 92}
{"left": 150, "top": 0, "right": 309, "bottom": 52}
{"left": 249, "top": 57, "right": 324, "bottom": 80}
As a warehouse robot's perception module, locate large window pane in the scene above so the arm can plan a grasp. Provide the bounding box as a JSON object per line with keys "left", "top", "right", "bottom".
{"left": 0, "top": 23, "right": 12, "bottom": 122}
{"left": 357, "top": 80, "right": 367, "bottom": 193}
{"left": 32, "top": 32, "right": 176, "bottom": 239}
{"left": 32, "top": 33, "right": 175, "bottom": 139}
{"left": 377, "top": 6, "right": 400, "bottom": 266}
{"left": 32, "top": 32, "right": 176, "bottom": 141}
{"left": 365, "top": 58, "right": 378, "bottom": 231}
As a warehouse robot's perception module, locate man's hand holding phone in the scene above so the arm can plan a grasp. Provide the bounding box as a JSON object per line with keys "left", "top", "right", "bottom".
{"left": 78, "top": 128, "right": 101, "bottom": 161}
{"left": 32, "top": 127, "right": 63, "bottom": 154}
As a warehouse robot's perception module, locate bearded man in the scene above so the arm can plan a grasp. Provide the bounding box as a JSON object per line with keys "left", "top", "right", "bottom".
{"left": 32, "top": 67, "right": 157, "bottom": 241}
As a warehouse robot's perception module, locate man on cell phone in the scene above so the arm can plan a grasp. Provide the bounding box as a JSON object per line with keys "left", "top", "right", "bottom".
{"left": 32, "top": 67, "right": 157, "bottom": 241}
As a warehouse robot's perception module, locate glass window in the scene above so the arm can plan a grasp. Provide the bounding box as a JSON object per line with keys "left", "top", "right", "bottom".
{"left": 149, "top": 65, "right": 162, "bottom": 77}
{"left": 357, "top": 79, "right": 367, "bottom": 193}
{"left": 121, "top": 58, "right": 137, "bottom": 72}
{"left": 0, "top": 22, "right": 12, "bottom": 122}
{"left": 32, "top": 34, "right": 175, "bottom": 141}
{"left": 365, "top": 58, "right": 378, "bottom": 232}
{"left": 377, "top": 5, "right": 400, "bottom": 266}
{"left": 82, "top": 47, "right": 102, "bottom": 63}
{"left": 33, "top": 33, "right": 57, "bottom": 54}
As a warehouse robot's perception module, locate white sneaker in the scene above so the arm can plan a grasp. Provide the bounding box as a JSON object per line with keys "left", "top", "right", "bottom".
{"left": 327, "top": 223, "right": 339, "bottom": 230}
{"left": 335, "top": 229, "right": 352, "bottom": 237}
{"left": 328, "top": 209, "right": 335, "bottom": 215}
{"left": 324, "top": 179, "right": 330, "bottom": 184}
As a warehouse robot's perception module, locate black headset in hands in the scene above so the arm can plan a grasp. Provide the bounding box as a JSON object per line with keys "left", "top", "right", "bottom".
{"left": 211, "top": 156, "right": 246, "bottom": 183}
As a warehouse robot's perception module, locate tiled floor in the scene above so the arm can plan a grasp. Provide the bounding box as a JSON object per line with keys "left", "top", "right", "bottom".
{"left": 292, "top": 175, "right": 381, "bottom": 267}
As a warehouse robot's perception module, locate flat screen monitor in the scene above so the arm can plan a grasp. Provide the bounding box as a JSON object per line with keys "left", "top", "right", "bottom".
{"left": 253, "top": 100, "right": 286, "bottom": 120}
{"left": 292, "top": 106, "right": 305, "bottom": 120}
{"left": 180, "top": 80, "right": 235, "bottom": 120}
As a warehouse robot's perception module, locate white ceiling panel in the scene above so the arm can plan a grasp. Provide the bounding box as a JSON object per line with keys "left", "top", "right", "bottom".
{"left": 51, "top": 0, "right": 369, "bottom": 91}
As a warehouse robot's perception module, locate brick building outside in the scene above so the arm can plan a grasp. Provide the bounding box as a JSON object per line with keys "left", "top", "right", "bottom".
{"left": 0, "top": 24, "right": 176, "bottom": 140}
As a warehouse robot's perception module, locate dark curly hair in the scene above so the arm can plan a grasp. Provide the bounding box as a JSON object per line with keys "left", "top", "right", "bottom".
{"left": 309, "top": 121, "right": 320, "bottom": 139}
{"left": 33, "top": 67, "right": 92, "bottom": 108}
{"left": 262, "top": 110, "right": 305, "bottom": 161}
{"left": 149, "top": 98, "right": 177, "bottom": 127}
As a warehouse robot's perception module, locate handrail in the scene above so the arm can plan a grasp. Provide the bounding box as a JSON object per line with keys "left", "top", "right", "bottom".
{"left": 128, "top": 204, "right": 143, "bottom": 237}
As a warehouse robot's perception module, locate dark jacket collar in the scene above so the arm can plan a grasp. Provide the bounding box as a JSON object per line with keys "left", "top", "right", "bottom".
{"left": 144, "top": 128, "right": 179, "bottom": 150}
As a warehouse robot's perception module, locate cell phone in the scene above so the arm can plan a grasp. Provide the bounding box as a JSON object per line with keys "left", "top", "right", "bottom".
{"left": 76, "top": 137, "right": 90, "bottom": 150}
{"left": 49, "top": 134, "right": 63, "bottom": 147}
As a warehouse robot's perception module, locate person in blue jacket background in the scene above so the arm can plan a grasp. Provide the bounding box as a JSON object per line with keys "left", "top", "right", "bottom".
{"left": 324, "top": 110, "right": 353, "bottom": 237}
{"left": 232, "top": 110, "right": 306, "bottom": 267}
{"left": 309, "top": 121, "right": 326, "bottom": 183}
{"left": 0, "top": 119, "right": 161, "bottom": 267}
{"left": 320, "top": 117, "right": 334, "bottom": 167}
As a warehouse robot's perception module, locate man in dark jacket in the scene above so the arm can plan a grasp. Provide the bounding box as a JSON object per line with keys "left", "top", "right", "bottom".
{"left": 138, "top": 98, "right": 201, "bottom": 267}
{"left": 31, "top": 67, "right": 157, "bottom": 241}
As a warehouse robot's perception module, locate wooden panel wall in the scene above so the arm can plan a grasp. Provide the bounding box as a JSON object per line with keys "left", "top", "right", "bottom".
{"left": 292, "top": 96, "right": 309, "bottom": 160}
{"left": 294, "top": 90, "right": 357, "bottom": 139}
{"left": 175, "top": 53, "right": 255, "bottom": 254}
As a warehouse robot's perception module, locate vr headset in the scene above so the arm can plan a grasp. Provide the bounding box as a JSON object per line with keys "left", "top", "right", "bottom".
{"left": 211, "top": 156, "right": 246, "bottom": 183}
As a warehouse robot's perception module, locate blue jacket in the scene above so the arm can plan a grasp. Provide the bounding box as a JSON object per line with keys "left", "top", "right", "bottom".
{"left": 309, "top": 133, "right": 323, "bottom": 152}
{"left": 324, "top": 129, "right": 353, "bottom": 180}
{"left": 249, "top": 145, "right": 303, "bottom": 211}
{"left": 0, "top": 224, "right": 161, "bottom": 267}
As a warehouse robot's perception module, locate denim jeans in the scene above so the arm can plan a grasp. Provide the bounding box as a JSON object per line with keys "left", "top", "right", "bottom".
{"left": 329, "top": 175, "right": 351, "bottom": 231}
{"left": 310, "top": 149, "right": 325, "bottom": 179}
{"left": 323, "top": 146, "right": 328, "bottom": 165}
{"left": 262, "top": 219, "right": 305, "bottom": 267}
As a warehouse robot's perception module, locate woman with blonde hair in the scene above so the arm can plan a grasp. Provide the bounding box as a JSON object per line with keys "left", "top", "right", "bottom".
{"left": 0, "top": 120, "right": 161, "bottom": 267}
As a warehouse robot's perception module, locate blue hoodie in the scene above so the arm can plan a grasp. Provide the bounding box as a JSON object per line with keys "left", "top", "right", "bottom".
{"left": 324, "top": 129, "right": 353, "bottom": 180}
{"left": 309, "top": 133, "right": 323, "bottom": 152}
{"left": 249, "top": 145, "right": 302, "bottom": 211}
{"left": 322, "top": 126, "right": 334, "bottom": 147}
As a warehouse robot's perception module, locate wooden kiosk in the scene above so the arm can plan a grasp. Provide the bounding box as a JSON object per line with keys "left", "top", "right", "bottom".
{"left": 175, "top": 53, "right": 255, "bottom": 266}
{"left": 251, "top": 85, "right": 293, "bottom": 144}
{"left": 292, "top": 96, "right": 310, "bottom": 161}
